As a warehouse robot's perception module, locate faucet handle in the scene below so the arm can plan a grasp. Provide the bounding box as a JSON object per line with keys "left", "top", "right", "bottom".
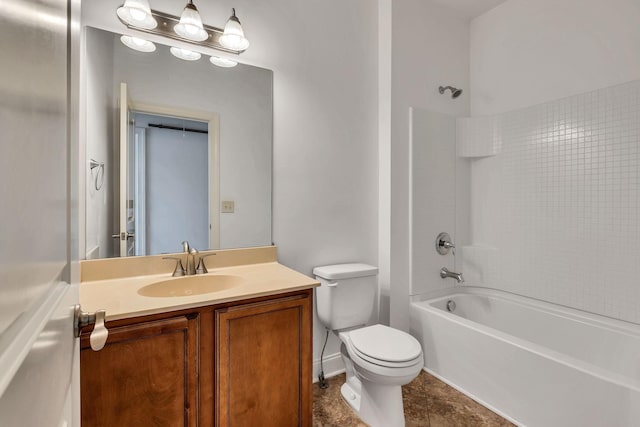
{"left": 196, "top": 253, "right": 217, "bottom": 275}
{"left": 436, "top": 232, "right": 456, "bottom": 256}
{"left": 163, "top": 256, "right": 186, "bottom": 277}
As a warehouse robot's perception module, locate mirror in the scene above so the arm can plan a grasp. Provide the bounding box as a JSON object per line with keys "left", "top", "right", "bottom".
{"left": 83, "top": 27, "right": 272, "bottom": 259}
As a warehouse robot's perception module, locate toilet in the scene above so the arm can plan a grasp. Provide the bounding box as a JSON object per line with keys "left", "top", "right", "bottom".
{"left": 313, "top": 263, "right": 423, "bottom": 427}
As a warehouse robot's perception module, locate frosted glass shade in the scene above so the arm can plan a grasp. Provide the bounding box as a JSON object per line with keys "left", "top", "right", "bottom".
{"left": 116, "top": 0, "right": 157, "bottom": 29}
{"left": 209, "top": 56, "right": 238, "bottom": 68}
{"left": 120, "top": 35, "right": 156, "bottom": 52}
{"left": 174, "top": 2, "right": 208, "bottom": 42}
{"left": 219, "top": 9, "right": 249, "bottom": 51}
{"left": 169, "top": 47, "right": 202, "bottom": 61}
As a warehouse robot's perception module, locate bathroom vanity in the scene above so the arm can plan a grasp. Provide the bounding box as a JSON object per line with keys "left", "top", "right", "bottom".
{"left": 78, "top": 247, "right": 317, "bottom": 426}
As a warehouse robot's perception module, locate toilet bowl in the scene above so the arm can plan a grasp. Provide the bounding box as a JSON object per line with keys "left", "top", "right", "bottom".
{"left": 338, "top": 324, "right": 423, "bottom": 427}
{"left": 313, "top": 263, "right": 424, "bottom": 427}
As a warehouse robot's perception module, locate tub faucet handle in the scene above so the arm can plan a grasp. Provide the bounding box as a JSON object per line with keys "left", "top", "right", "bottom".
{"left": 436, "top": 232, "right": 455, "bottom": 255}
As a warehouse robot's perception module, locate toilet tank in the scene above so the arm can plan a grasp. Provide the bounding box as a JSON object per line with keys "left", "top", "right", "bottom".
{"left": 313, "top": 263, "right": 378, "bottom": 331}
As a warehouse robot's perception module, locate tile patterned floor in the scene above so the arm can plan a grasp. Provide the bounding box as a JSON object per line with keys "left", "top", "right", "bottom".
{"left": 313, "top": 371, "right": 514, "bottom": 427}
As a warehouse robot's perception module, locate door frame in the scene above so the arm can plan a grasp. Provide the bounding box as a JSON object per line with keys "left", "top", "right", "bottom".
{"left": 129, "top": 102, "right": 221, "bottom": 249}
{"left": 119, "top": 83, "right": 132, "bottom": 257}
{"left": 133, "top": 126, "right": 147, "bottom": 255}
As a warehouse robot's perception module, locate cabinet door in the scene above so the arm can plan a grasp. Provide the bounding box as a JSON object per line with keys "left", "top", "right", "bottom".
{"left": 215, "top": 291, "right": 312, "bottom": 427}
{"left": 80, "top": 314, "right": 199, "bottom": 427}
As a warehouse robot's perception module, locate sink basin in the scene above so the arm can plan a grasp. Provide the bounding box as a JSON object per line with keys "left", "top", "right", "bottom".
{"left": 138, "top": 274, "right": 243, "bottom": 297}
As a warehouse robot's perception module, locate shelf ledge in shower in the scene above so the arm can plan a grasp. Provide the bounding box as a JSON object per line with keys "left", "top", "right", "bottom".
{"left": 456, "top": 116, "right": 502, "bottom": 158}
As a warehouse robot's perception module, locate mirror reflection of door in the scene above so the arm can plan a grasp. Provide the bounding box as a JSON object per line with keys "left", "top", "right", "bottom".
{"left": 128, "top": 112, "right": 212, "bottom": 256}
{"left": 116, "top": 94, "right": 220, "bottom": 258}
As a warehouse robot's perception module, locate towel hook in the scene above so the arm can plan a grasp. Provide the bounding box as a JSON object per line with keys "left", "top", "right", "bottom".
{"left": 89, "top": 159, "right": 105, "bottom": 191}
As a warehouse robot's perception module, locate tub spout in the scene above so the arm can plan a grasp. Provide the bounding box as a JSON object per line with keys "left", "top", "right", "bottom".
{"left": 440, "top": 267, "right": 464, "bottom": 283}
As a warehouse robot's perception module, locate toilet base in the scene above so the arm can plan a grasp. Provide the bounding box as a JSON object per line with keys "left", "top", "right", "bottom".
{"left": 358, "top": 378, "right": 406, "bottom": 427}
{"left": 339, "top": 343, "right": 407, "bottom": 427}
{"left": 340, "top": 380, "right": 361, "bottom": 412}
{"left": 340, "top": 375, "right": 406, "bottom": 427}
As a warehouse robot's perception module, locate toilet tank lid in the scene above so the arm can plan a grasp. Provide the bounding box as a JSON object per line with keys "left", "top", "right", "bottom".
{"left": 313, "top": 263, "right": 378, "bottom": 280}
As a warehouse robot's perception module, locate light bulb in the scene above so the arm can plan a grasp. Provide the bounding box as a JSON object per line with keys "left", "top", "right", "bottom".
{"left": 129, "top": 8, "right": 146, "bottom": 22}
{"left": 185, "top": 24, "right": 198, "bottom": 35}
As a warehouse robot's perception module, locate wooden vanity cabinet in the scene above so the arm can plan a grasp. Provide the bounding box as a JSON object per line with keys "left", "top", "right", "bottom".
{"left": 80, "top": 313, "right": 200, "bottom": 427}
{"left": 80, "top": 289, "right": 312, "bottom": 427}
{"left": 215, "top": 292, "right": 312, "bottom": 427}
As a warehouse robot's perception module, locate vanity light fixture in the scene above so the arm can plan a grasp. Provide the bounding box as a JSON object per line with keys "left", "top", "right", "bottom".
{"left": 116, "top": 0, "right": 157, "bottom": 29}
{"left": 115, "top": 2, "right": 249, "bottom": 55}
{"left": 209, "top": 56, "right": 238, "bottom": 68}
{"left": 170, "top": 46, "right": 202, "bottom": 61}
{"left": 174, "top": 0, "right": 208, "bottom": 42}
{"left": 219, "top": 8, "right": 250, "bottom": 51}
{"left": 120, "top": 35, "right": 156, "bottom": 52}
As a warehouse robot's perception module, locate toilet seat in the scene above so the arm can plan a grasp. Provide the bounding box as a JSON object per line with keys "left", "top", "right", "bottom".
{"left": 347, "top": 324, "right": 423, "bottom": 368}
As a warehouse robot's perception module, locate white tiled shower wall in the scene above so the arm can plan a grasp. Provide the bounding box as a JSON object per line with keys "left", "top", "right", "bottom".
{"left": 468, "top": 80, "right": 640, "bottom": 324}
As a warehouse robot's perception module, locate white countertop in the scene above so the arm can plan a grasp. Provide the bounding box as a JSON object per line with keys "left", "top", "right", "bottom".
{"left": 80, "top": 262, "right": 319, "bottom": 321}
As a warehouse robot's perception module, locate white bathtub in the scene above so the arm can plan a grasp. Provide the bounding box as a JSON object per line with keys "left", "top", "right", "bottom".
{"left": 410, "top": 287, "right": 640, "bottom": 427}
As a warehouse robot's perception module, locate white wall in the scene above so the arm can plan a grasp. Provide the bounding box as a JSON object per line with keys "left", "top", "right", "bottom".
{"left": 470, "top": 0, "right": 640, "bottom": 115}
{"left": 263, "top": 0, "right": 379, "bottom": 376}
{"left": 84, "top": 28, "right": 115, "bottom": 259}
{"left": 378, "top": 0, "right": 392, "bottom": 326}
{"left": 410, "top": 109, "right": 461, "bottom": 296}
{"left": 467, "top": 0, "right": 640, "bottom": 323}
{"left": 389, "top": 0, "right": 470, "bottom": 331}
{"left": 81, "top": 0, "right": 379, "bottom": 377}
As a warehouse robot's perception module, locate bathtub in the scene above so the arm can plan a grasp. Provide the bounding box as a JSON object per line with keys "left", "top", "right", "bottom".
{"left": 409, "top": 287, "right": 640, "bottom": 427}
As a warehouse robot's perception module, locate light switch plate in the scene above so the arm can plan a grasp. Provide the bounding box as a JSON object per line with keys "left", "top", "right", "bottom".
{"left": 221, "top": 200, "right": 235, "bottom": 213}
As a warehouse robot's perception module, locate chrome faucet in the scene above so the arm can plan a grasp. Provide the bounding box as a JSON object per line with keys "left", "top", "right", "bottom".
{"left": 440, "top": 267, "right": 464, "bottom": 283}
{"left": 180, "top": 241, "right": 215, "bottom": 275}
{"left": 182, "top": 241, "right": 197, "bottom": 276}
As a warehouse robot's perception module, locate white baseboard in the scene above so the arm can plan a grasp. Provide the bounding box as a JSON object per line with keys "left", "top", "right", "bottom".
{"left": 312, "top": 352, "right": 345, "bottom": 383}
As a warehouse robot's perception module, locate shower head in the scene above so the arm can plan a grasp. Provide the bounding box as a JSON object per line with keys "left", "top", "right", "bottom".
{"left": 439, "top": 86, "right": 463, "bottom": 99}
